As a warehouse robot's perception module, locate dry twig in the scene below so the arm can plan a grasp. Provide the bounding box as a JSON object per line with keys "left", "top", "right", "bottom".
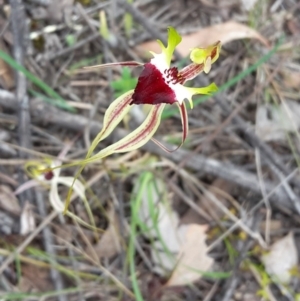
{"left": 9, "top": 0, "right": 32, "bottom": 207}
{"left": 35, "top": 190, "right": 67, "bottom": 301}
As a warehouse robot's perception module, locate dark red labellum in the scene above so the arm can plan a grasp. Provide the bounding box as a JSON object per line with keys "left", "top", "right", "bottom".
{"left": 131, "top": 63, "right": 176, "bottom": 105}
{"left": 44, "top": 170, "right": 54, "bottom": 180}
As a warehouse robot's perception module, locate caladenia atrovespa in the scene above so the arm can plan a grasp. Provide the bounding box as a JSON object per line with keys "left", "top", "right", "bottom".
{"left": 15, "top": 153, "right": 97, "bottom": 231}
{"left": 61, "top": 26, "right": 221, "bottom": 212}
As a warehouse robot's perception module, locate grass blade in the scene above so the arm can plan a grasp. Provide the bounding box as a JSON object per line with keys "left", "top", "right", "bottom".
{"left": 0, "top": 50, "right": 75, "bottom": 112}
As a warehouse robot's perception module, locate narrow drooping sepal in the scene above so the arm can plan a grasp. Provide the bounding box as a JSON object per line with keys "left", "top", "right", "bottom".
{"left": 152, "top": 102, "right": 189, "bottom": 152}
{"left": 64, "top": 90, "right": 134, "bottom": 213}
{"left": 115, "top": 104, "right": 166, "bottom": 152}
{"left": 82, "top": 104, "right": 166, "bottom": 164}
{"left": 84, "top": 61, "right": 143, "bottom": 70}
{"left": 179, "top": 63, "right": 204, "bottom": 82}
{"left": 131, "top": 63, "right": 176, "bottom": 105}
{"left": 62, "top": 28, "right": 221, "bottom": 214}
{"left": 86, "top": 90, "right": 134, "bottom": 159}
{"left": 178, "top": 101, "right": 188, "bottom": 147}
{"left": 64, "top": 104, "right": 165, "bottom": 213}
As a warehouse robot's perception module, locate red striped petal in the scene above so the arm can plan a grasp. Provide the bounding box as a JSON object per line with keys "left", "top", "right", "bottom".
{"left": 84, "top": 61, "right": 143, "bottom": 70}
{"left": 83, "top": 104, "right": 166, "bottom": 162}
{"left": 85, "top": 90, "right": 134, "bottom": 159}
{"left": 179, "top": 63, "right": 204, "bottom": 82}
{"left": 114, "top": 104, "right": 166, "bottom": 152}
{"left": 152, "top": 102, "right": 188, "bottom": 152}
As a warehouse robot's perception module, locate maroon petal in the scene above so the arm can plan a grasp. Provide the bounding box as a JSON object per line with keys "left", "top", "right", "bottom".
{"left": 84, "top": 61, "right": 143, "bottom": 70}
{"left": 179, "top": 63, "right": 204, "bottom": 82}
{"left": 131, "top": 63, "right": 176, "bottom": 105}
{"left": 152, "top": 102, "right": 188, "bottom": 152}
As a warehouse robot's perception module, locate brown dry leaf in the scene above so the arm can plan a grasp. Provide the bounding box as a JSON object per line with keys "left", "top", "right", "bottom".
{"left": 134, "top": 173, "right": 213, "bottom": 284}
{"left": 261, "top": 232, "right": 298, "bottom": 284}
{"left": 166, "top": 224, "right": 213, "bottom": 287}
{"left": 135, "top": 21, "right": 269, "bottom": 58}
{"left": 282, "top": 70, "right": 300, "bottom": 89}
{"left": 286, "top": 18, "right": 300, "bottom": 35}
{"left": 0, "top": 40, "right": 14, "bottom": 89}
{"left": 20, "top": 202, "right": 36, "bottom": 235}
{"left": 88, "top": 207, "right": 121, "bottom": 259}
{"left": 56, "top": 226, "right": 73, "bottom": 244}
{"left": 18, "top": 264, "right": 53, "bottom": 293}
{"left": 0, "top": 184, "right": 21, "bottom": 215}
{"left": 260, "top": 220, "right": 282, "bottom": 232}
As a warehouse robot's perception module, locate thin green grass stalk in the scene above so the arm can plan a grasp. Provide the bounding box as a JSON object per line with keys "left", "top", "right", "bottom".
{"left": 0, "top": 246, "right": 100, "bottom": 281}
{"left": 0, "top": 50, "right": 75, "bottom": 112}
{"left": 60, "top": 211, "right": 100, "bottom": 232}
{"left": 15, "top": 253, "right": 22, "bottom": 284}
{"left": 144, "top": 175, "right": 177, "bottom": 271}
{"left": 25, "top": 246, "right": 83, "bottom": 262}
{"left": 26, "top": 246, "right": 73, "bottom": 261}
{"left": 68, "top": 55, "right": 102, "bottom": 72}
{"left": 194, "top": 270, "right": 231, "bottom": 279}
{"left": 128, "top": 172, "right": 152, "bottom": 301}
{"left": 124, "top": 0, "right": 134, "bottom": 37}
{"left": 162, "top": 36, "right": 285, "bottom": 119}
{"left": 129, "top": 222, "right": 144, "bottom": 301}
{"left": 142, "top": 173, "right": 231, "bottom": 280}
{"left": 19, "top": 247, "right": 99, "bottom": 281}
{"left": 29, "top": 89, "right": 74, "bottom": 111}
{"left": 223, "top": 237, "right": 239, "bottom": 266}
{"left": 129, "top": 170, "right": 231, "bottom": 296}
{"left": 133, "top": 172, "right": 176, "bottom": 272}
{"left": 134, "top": 171, "right": 176, "bottom": 264}
{"left": 0, "top": 287, "right": 82, "bottom": 300}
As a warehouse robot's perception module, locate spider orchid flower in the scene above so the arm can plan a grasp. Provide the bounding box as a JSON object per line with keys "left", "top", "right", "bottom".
{"left": 15, "top": 158, "right": 96, "bottom": 230}
{"left": 62, "top": 27, "right": 220, "bottom": 212}
{"left": 15, "top": 159, "right": 86, "bottom": 213}
{"left": 81, "top": 27, "right": 221, "bottom": 165}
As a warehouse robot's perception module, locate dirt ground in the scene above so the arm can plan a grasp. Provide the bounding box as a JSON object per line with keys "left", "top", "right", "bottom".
{"left": 1, "top": 0, "right": 300, "bottom": 300}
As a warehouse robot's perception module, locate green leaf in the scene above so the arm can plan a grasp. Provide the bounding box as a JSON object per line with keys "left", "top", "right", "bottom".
{"left": 65, "top": 34, "right": 76, "bottom": 47}
{"left": 110, "top": 67, "right": 138, "bottom": 98}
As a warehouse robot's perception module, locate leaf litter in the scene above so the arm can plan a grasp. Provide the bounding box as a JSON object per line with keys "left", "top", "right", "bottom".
{"left": 1, "top": 0, "right": 300, "bottom": 300}
{"left": 86, "top": 205, "right": 122, "bottom": 259}
{"left": 135, "top": 172, "right": 213, "bottom": 286}
{"left": 0, "top": 184, "right": 21, "bottom": 215}
{"left": 135, "top": 21, "right": 269, "bottom": 58}
{"left": 261, "top": 232, "right": 298, "bottom": 284}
